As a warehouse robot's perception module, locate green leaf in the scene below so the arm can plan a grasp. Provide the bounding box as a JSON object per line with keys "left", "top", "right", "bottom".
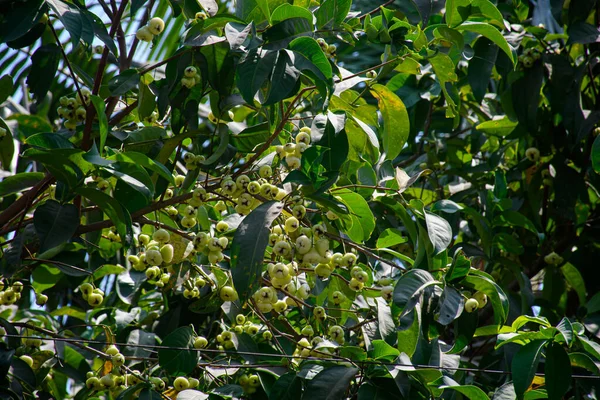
{"left": 376, "top": 228, "right": 408, "bottom": 249}
{"left": 425, "top": 211, "right": 453, "bottom": 254}
{"left": 113, "top": 151, "right": 174, "bottom": 184}
{"left": 26, "top": 132, "right": 74, "bottom": 149}
{"left": 315, "top": 0, "right": 352, "bottom": 28}
{"left": 303, "top": 366, "right": 358, "bottom": 399}
{"left": 441, "top": 385, "right": 490, "bottom": 400}
{"left": 0, "top": 119, "right": 15, "bottom": 170}
{"left": 26, "top": 44, "right": 60, "bottom": 103}
{"left": 139, "top": 388, "right": 164, "bottom": 400}
{"left": 237, "top": 0, "right": 271, "bottom": 23}
{"left": 108, "top": 69, "right": 140, "bottom": 96}
{"left": 429, "top": 53, "right": 459, "bottom": 117}
{"left": 231, "top": 122, "right": 270, "bottom": 153}
{"left": 592, "top": 135, "right": 600, "bottom": 173}
{"left": 230, "top": 201, "right": 284, "bottom": 302}
{"left": 370, "top": 84, "right": 410, "bottom": 160}
{"left": 458, "top": 22, "right": 515, "bottom": 64}
{"left": 31, "top": 264, "right": 62, "bottom": 293}
{"left": 289, "top": 37, "right": 333, "bottom": 81}
{"left": 75, "top": 187, "right": 133, "bottom": 246}
{"left": 92, "top": 264, "right": 126, "bottom": 281}
{"left": 511, "top": 339, "right": 548, "bottom": 399}
{"left": 561, "top": 263, "right": 586, "bottom": 305}
{"left": 544, "top": 342, "right": 571, "bottom": 400}
{"left": 464, "top": 273, "right": 509, "bottom": 327}
{"left": 476, "top": 116, "right": 518, "bottom": 137}
{"left": 157, "top": 326, "right": 198, "bottom": 376}
{"left": 437, "top": 285, "right": 464, "bottom": 325}
{"left": 33, "top": 200, "right": 80, "bottom": 253}
{"left": 393, "top": 269, "right": 436, "bottom": 313}
{"left": 468, "top": 37, "right": 498, "bottom": 102}
{"left": 90, "top": 95, "right": 108, "bottom": 154}
{"left": 335, "top": 189, "right": 375, "bottom": 242}
{"left": 569, "top": 352, "right": 600, "bottom": 375}
{"left": 271, "top": 4, "right": 313, "bottom": 23}
{"left": 0, "top": 172, "right": 44, "bottom": 197}
{"left": 445, "top": 0, "right": 505, "bottom": 29}
{"left": 370, "top": 340, "right": 400, "bottom": 360}
{"left": 200, "top": 124, "right": 230, "bottom": 165}
{"left": 0, "top": 74, "right": 14, "bottom": 104}
{"left": 269, "top": 372, "right": 301, "bottom": 400}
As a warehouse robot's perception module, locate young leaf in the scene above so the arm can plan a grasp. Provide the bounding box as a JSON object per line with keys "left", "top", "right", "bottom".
{"left": 370, "top": 84, "right": 410, "bottom": 160}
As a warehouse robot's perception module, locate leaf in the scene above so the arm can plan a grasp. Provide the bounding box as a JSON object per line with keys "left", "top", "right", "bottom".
{"left": 289, "top": 37, "right": 333, "bottom": 81}
{"left": 437, "top": 285, "right": 464, "bottom": 325}
{"left": 157, "top": 326, "right": 198, "bottom": 376}
{"left": 200, "top": 124, "right": 230, "bottom": 165}
{"left": 544, "top": 342, "right": 571, "bottom": 400}
{"left": 27, "top": 44, "right": 60, "bottom": 103}
{"left": 376, "top": 228, "right": 407, "bottom": 249}
{"left": 424, "top": 211, "right": 452, "bottom": 254}
{"left": 46, "top": 0, "right": 93, "bottom": 48}
{"left": 464, "top": 274, "right": 509, "bottom": 327}
{"left": 199, "top": 0, "right": 218, "bottom": 16}
{"left": 335, "top": 189, "right": 375, "bottom": 242}
{"left": 555, "top": 317, "right": 574, "bottom": 347}
{"left": 592, "top": 135, "right": 600, "bottom": 173}
{"left": 468, "top": 37, "right": 498, "bottom": 102}
{"left": 0, "top": 172, "right": 45, "bottom": 197}
{"left": 511, "top": 339, "right": 548, "bottom": 399}
{"left": 370, "top": 84, "right": 410, "bottom": 160}
{"left": 0, "top": 74, "right": 14, "bottom": 104}
{"left": 561, "top": 263, "right": 586, "bottom": 305}
{"left": 315, "top": 0, "right": 351, "bottom": 28}
{"left": 458, "top": 22, "right": 515, "bottom": 64}
{"left": 108, "top": 69, "right": 140, "bottom": 96}
{"left": 92, "top": 264, "right": 126, "bottom": 281}
{"left": 429, "top": 53, "right": 459, "bottom": 117}
{"left": 0, "top": 118, "right": 14, "bottom": 170}
{"left": 445, "top": 0, "right": 505, "bottom": 29}
{"left": 26, "top": 132, "right": 74, "bottom": 149}
{"left": 31, "top": 264, "right": 62, "bottom": 293}
{"left": 231, "top": 122, "right": 270, "bottom": 152}
{"left": 370, "top": 340, "right": 400, "bottom": 360}
{"left": 113, "top": 151, "right": 174, "bottom": 184}
{"left": 393, "top": 269, "right": 436, "bottom": 313}
{"left": 230, "top": 201, "right": 283, "bottom": 302}
{"left": 269, "top": 372, "right": 301, "bottom": 400}
{"left": 177, "top": 390, "right": 210, "bottom": 400}
{"left": 302, "top": 366, "right": 358, "bottom": 399}
{"left": 271, "top": 4, "right": 313, "bottom": 23}
{"left": 441, "top": 385, "right": 490, "bottom": 400}
{"left": 33, "top": 200, "right": 80, "bottom": 253}
{"left": 75, "top": 187, "right": 133, "bottom": 246}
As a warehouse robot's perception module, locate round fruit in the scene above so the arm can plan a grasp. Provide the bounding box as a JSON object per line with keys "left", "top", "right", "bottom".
{"left": 184, "top": 66, "right": 197, "bottom": 78}
{"left": 135, "top": 26, "right": 154, "bottom": 42}
{"left": 220, "top": 286, "right": 238, "bottom": 302}
{"left": 525, "top": 147, "right": 540, "bottom": 162}
{"left": 20, "top": 355, "right": 34, "bottom": 368}
{"left": 147, "top": 17, "right": 165, "bottom": 35}
{"left": 105, "top": 345, "right": 119, "bottom": 356}
{"left": 173, "top": 376, "right": 190, "bottom": 391}
{"left": 464, "top": 298, "right": 479, "bottom": 313}
{"left": 259, "top": 165, "right": 272, "bottom": 178}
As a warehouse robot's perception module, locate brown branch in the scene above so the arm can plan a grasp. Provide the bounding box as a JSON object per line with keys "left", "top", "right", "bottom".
{"left": 0, "top": 174, "right": 54, "bottom": 230}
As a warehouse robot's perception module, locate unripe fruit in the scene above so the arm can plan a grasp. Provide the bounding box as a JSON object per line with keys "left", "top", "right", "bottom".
{"left": 181, "top": 216, "right": 197, "bottom": 228}
{"left": 343, "top": 253, "right": 358, "bottom": 267}
{"left": 295, "top": 235, "right": 312, "bottom": 254}
{"left": 332, "top": 290, "right": 344, "bottom": 304}
{"left": 195, "top": 11, "right": 208, "bottom": 20}
{"left": 263, "top": 330, "right": 273, "bottom": 340}
{"left": 86, "top": 376, "right": 100, "bottom": 389}
{"left": 135, "top": 26, "right": 154, "bottom": 42}
{"left": 464, "top": 298, "right": 479, "bottom": 313}
{"left": 146, "top": 249, "right": 163, "bottom": 266}
{"left": 285, "top": 155, "right": 301, "bottom": 169}
{"left": 236, "top": 314, "right": 246, "bottom": 325}
{"left": 160, "top": 244, "right": 174, "bottom": 264}
{"left": 380, "top": 285, "right": 394, "bottom": 301}
{"left": 112, "top": 353, "right": 125, "bottom": 366}
{"left": 189, "top": 378, "right": 199, "bottom": 388}
{"left": 348, "top": 278, "right": 364, "bottom": 292}
{"left": 273, "top": 299, "right": 287, "bottom": 313}
{"left": 259, "top": 165, "right": 272, "bottom": 178}
{"left": 544, "top": 252, "right": 563, "bottom": 265}
{"left": 313, "top": 306, "right": 326, "bottom": 319}
{"left": 366, "top": 70, "right": 378, "bottom": 79}
{"left": 106, "top": 345, "right": 119, "bottom": 356}
{"left": 20, "top": 355, "right": 34, "bottom": 368}
{"left": 173, "top": 376, "right": 190, "bottom": 391}
{"left": 35, "top": 293, "right": 48, "bottom": 306}
{"left": 100, "top": 374, "right": 116, "bottom": 388}
{"left": 87, "top": 293, "right": 103, "bottom": 306}
{"left": 220, "top": 286, "right": 238, "bottom": 302}
{"left": 296, "top": 131, "right": 311, "bottom": 145}
{"left": 153, "top": 229, "right": 170, "bottom": 243}
{"left": 247, "top": 181, "right": 261, "bottom": 194}
{"left": 248, "top": 374, "right": 260, "bottom": 387}
{"left": 184, "top": 66, "right": 197, "bottom": 78}
{"left": 473, "top": 291, "right": 488, "bottom": 309}
{"left": 80, "top": 283, "right": 93, "bottom": 297}
{"left": 315, "top": 263, "right": 332, "bottom": 278}
{"left": 525, "top": 147, "right": 540, "bottom": 162}
{"left": 147, "top": 17, "right": 165, "bottom": 35}
{"left": 151, "top": 377, "right": 166, "bottom": 390}
{"left": 301, "top": 325, "right": 314, "bottom": 337}
{"left": 216, "top": 221, "right": 229, "bottom": 232}
{"left": 284, "top": 217, "right": 299, "bottom": 233}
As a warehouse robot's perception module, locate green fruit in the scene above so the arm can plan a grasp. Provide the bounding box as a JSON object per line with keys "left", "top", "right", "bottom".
{"left": 173, "top": 376, "right": 190, "bottom": 391}
{"left": 464, "top": 298, "right": 479, "bottom": 313}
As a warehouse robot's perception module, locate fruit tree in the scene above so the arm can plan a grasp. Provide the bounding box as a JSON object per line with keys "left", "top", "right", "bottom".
{"left": 1, "top": 0, "right": 600, "bottom": 399}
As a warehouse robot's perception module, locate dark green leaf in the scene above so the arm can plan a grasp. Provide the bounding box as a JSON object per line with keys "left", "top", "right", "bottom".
{"left": 0, "top": 172, "right": 44, "bottom": 197}
{"left": 302, "top": 366, "right": 358, "bottom": 399}
{"left": 545, "top": 342, "right": 571, "bottom": 400}
{"left": 33, "top": 200, "right": 80, "bottom": 253}
{"left": 230, "top": 201, "right": 283, "bottom": 302}
{"left": 393, "top": 269, "right": 436, "bottom": 312}
{"left": 315, "top": 0, "right": 351, "bottom": 28}
{"left": 269, "top": 372, "right": 301, "bottom": 400}
{"left": 157, "top": 326, "right": 198, "bottom": 376}
{"left": 511, "top": 339, "right": 548, "bottom": 399}
{"left": 425, "top": 211, "right": 452, "bottom": 254}
{"left": 108, "top": 69, "right": 140, "bottom": 96}
{"left": 458, "top": 22, "right": 515, "bottom": 64}
{"left": 0, "top": 75, "right": 14, "bottom": 104}
{"left": 90, "top": 95, "right": 108, "bottom": 154}
{"left": 464, "top": 274, "right": 509, "bottom": 327}
{"left": 27, "top": 44, "right": 60, "bottom": 103}
{"left": 437, "top": 285, "right": 464, "bottom": 325}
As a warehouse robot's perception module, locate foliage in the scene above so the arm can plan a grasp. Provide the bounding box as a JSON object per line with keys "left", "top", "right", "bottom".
{"left": 0, "top": 0, "right": 600, "bottom": 399}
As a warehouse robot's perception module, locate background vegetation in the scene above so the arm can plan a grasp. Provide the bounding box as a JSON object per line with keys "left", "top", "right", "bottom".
{"left": 0, "top": 0, "right": 600, "bottom": 399}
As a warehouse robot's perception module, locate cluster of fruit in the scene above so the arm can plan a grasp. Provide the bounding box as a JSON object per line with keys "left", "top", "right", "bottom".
{"left": 0, "top": 280, "right": 27, "bottom": 305}
{"left": 519, "top": 47, "right": 542, "bottom": 68}
{"left": 135, "top": 17, "right": 165, "bottom": 42}
{"left": 181, "top": 66, "right": 202, "bottom": 89}
{"left": 463, "top": 291, "right": 488, "bottom": 313}
{"left": 57, "top": 88, "right": 91, "bottom": 130}
{"left": 317, "top": 38, "right": 336, "bottom": 59}
{"left": 16, "top": 336, "right": 44, "bottom": 370}
{"left": 78, "top": 283, "right": 105, "bottom": 307}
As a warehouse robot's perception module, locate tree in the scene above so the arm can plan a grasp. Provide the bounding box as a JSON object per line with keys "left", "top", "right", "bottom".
{"left": 0, "top": 0, "right": 599, "bottom": 398}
